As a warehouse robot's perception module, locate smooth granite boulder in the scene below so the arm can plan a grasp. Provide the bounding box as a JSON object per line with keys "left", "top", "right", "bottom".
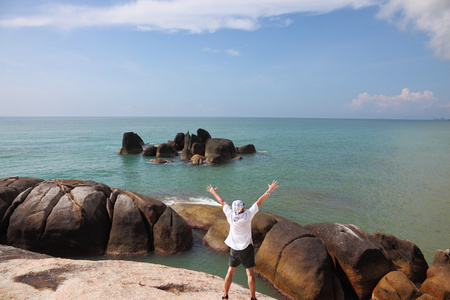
{"left": 191, "top": 154, "right": 206, "bottom": 165}
{"left": 106, "top": 189, "right": 166, "bottom": 256}
{"left": 191, "top": 142, "right": 205, "bottom": 156}
{"left": 373, "top": 231, "right": 428, "bottom": 283}
{"left": 7, "top": 180, "right": 111, "bottom": 256}
{"left": 180, "top": 148, "right": 193, "bottom": 161}
{"left": 153, "top": 207, "right": 193, "bottom": 254}
{"left": 251, "top": 212, "right": 278, "bottom": 248}
{"left": 421, "top": 249, "right": 450, "bottom": 300}
{"left": 202, "top": 218, "right": 230, "bottom": 253}
{"left": 205, "top": 138, "right": 237, "bottom": 160}
{"left": 372, "top": 271, "right": 422, "bottom": 300}
{"left": 156, "top": 143, "right": 177, "bottom": 157}
{"left": 197, "top": 128, "right": 211, "bottom": 144}
{"left": 173, "top": 132, "right": 185, "bottom": 150}
{"left": 142, "top": 145, "right": 157, "bottom": 157}
{"left": 256, "top": 220, "right": 343, "bottom": 300}
{"left": 236, "top": 144, "right": 256, "bottom": 154}
{"left": 0, "top": 177, "right": 44, "bottom": 221}
{"left": 171, "top": 203, "right": 224, "bottom": 230}
{"left": 304, "top": 222, "right": 393, "bottom": 300}
{"left": 118, "top": 132, "right": 144, "bottom": 154}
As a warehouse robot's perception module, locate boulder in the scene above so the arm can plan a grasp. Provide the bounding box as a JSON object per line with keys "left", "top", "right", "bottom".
{"left": 188, "top": 134, "right": 200, "bottom": 150}
{"left": 106, "top": 189, "right": 166, "bottom": 256}
{"left": 173, "top": 132, "right": 185, "bottom": 150}
{"left": 251, "top": 212, "right": 278, "bottom": 248}
{"left": 150, "top": 158, "right": 168, "bottom": 164}
{"left": 202, "top": 218, "right": 230, "bottom": 253}
{"left": 153, "top": 207, "right": 193, "bottom": 254}
{"left": 156, "top": 143, "right": 177, "bottom": 157}
{"left": 118, "top": 132, "right": 144, "bottom": 154}
{"left": 0, "top": 177, "right": 44, "bottom": 221}
{"left": 180, "top": 148, "right": 193, "bottom": 161}
{"left": 191, "top": 142, "right": 205, "bottom": 156}
{"left": 236, "top": 144, "right": 256, "bottom": 154}
{"left": 142, "top": 145, "right": 157, "bottom": 157}
{"left": 205, "top": 138, "right": 237, "bottom": 159}
{"left": 184, "top": 131, "right": 190, "bottom": 149}
{"left": 206, "top": 154, "right": 224, "bottom": 164}
{"left": 171, "top": 203, "right": 224, "bottom": 230}
{"left": 191, "top": 154, "right": 206, "bottom": 165}
{"left": 421, "top": 249, "right": 450, "bottom": 300}
{"left": 7, "top": 180, "right": 111, "bottom": 257}
{"left": 304, "top": 223, "right": 393, "bottom": 300}
{"left": 372, "top": 271, "right": 422, "bottom": 300}
{"left": 256, "top": 220, "right": 342, "bottom": 300}
{"left": 197, "top": 128, "right": 211, "bottom": 144}
{"left": 373, "top": 231, "right": 428, "bottom": 283}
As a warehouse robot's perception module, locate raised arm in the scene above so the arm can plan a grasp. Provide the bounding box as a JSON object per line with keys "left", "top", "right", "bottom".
{"left": 206, "top": 184, "right": 226, "bottom": 207}
{"left": 256, "top": 180, "right": 279, "bottom": 207}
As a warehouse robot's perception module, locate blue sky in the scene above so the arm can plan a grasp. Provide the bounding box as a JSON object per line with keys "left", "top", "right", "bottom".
{"left": 1, "top": 0, "right": 449, "bottom": 119}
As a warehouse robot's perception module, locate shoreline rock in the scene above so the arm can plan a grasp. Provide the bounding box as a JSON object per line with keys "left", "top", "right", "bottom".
{"left": 0, "top": 244, "right": 277, "bottom": 300}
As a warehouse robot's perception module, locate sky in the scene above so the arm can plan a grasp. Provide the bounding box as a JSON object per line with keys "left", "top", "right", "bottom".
{"left": 1, "top": 0, "right": 449, "bottom": 119}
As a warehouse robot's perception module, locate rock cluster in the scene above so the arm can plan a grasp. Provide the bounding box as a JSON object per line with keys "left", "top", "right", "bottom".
{"left": 0, "top": 177, "right": 192, "bottom": 257}
{"left": 171, "top": 203, "right": 449, "bottom": 300}
{"left": 118, "top": 128, "right": 256, "bottom": 164}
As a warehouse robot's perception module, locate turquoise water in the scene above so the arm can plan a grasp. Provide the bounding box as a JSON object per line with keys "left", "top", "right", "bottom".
{"left": 1, "top": 117, "right": 449, "bottom": 298}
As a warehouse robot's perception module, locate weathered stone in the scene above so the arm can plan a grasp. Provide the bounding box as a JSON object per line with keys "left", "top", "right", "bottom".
{"left": 236, "top": 144, "right": 256, "bottom": 154}
{"left": 206, "top": 154, "right": 224, "bottom": 164}
{"left": 142, "top": 145, "right": 157, "bottom": 157}
{"left": 0, "top": 177, "right": 44, "bottom": 221}
{"left": 106, "top": 189, "right": 166, "bottom": 256}
{"left": 205, "top": 138, "right": 237, "bottom": 159}
{"left": 171, "top": 203, "right": 224, "bottom": 230}
{"left": 197, "top": 128, "right": 211, "bottom": 144}
{"left": 191, "top": 154, "right": 206, "bottom": 165}
{"left": 180, "top": 148, "right": 193, "bottom": 161}
{"left": 156, "top": 143, "right": 177, "bottom": 157}
{"left": 150, "top": 157, "right": 168, "bottom": 164}
{"left": 421, "top": 249, "right": 450, "bottom": 300}
{"left": 190, "top": 142, "right": 205, "bottom": 156}
{"left": 372, "top": 271, "right": 422, "bottom": 300}
{"left": 0, "top": 187, "right": 33, "bottom": 243}
{"left": 118, "top": 132, "right": 144, "bottom": 154}
{"left": 256, "top": 220, "right": 342, "bottom": 300}
{"left": 373, "top": 231, "right": 428, "bottom": 283}
{"left": 153, "top": 207, "right": 193, "bottom": 254}
{"left": 251, "top": 212, "right": 278, "bottom": 248}
{"left": 173, "top": 132, "right": 185, "bottom": 150}
{"left": 304, "top": 222, "right": 393, "bottom": 300}
{"left": 202, "top": 218, "right": 230, "bottom": 253}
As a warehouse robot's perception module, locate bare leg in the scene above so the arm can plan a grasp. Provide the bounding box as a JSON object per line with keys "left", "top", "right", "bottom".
{"left": 224, "top": 266, "right": 236, "bottom": 298}
{"left": 246, "top": 267, "right": 256, "bottom": 299}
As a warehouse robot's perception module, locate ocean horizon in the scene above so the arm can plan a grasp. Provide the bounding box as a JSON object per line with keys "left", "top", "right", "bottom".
{"left": 1, "top": 116, "right": 449, "bottom": 298}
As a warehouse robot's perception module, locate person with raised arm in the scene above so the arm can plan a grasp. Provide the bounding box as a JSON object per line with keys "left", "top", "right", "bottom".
{"left": 206, "top": 180, "right": 279, "bottom": 300}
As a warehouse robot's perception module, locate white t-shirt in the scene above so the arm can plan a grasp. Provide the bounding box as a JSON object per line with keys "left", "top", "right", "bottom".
{"left": 223, "top": 202, "right": 259, "bottom": 251}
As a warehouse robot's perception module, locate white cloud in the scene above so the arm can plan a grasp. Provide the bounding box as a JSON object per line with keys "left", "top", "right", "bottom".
{"left": 377, "top": 0, "right": 450, "bottom": 60}
{"left": 0, "top": 0, "right": 375, "bottom": 33}
{"left": 347, "top": 88, "right": 442, "bottom": 114}
{"left": 203, "top": 47, "right": 241, "bottom": 56}
{"left": 225, "top": 49, "right": 241, "bottom": 56}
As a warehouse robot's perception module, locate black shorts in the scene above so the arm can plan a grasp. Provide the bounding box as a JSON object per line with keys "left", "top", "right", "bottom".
{"left": 229, "top": 244, "right": 256, "bottom": 269}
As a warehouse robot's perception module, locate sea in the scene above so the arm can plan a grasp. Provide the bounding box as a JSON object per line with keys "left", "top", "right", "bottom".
{"left": 1, "top": 117, "right": 449, "bottom": 298}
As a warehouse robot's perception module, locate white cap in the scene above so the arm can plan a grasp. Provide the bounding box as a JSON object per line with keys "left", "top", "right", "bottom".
{"left": 232, "top": 200, "right": 244, "bottom": 215}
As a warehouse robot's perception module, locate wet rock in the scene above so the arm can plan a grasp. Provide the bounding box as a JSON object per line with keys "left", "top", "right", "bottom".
{"left": 236, "top": 144, "right": 256, "bottom": 154}
{"left": 118, "top": 132, "right": 144, "bottom": 154}
{"left": 421, "top": 249, "right": 450, "bottom": 300}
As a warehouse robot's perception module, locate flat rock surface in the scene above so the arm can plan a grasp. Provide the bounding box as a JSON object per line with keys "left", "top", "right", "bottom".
{"left": 0, "top": 245, "right": 276, "bottom": 300}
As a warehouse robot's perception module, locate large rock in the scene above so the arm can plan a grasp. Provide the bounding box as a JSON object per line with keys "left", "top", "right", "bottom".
{"left": 197, "top": 128, "right": 211, "bottom": 144}
{"left": 251, "top": 212, "right": 278, "bottom": 248}
{"left": 106, "top": 189, "right": 166, "bottom": 256}
{"left": 180, "top": 147, "right": 193, "bottom": 161}
{"left": 156, "top": 143, "right": 177, "bottom": 157}
{"left": 153, "top": 207, "right": 193, "bottom": 254}
{"left": 372, "top": 271, "right": 422, "bottom": 300}
{"left": 373, "top": 231, "right": 428, "bottom": 283}
{"left": 173, "top": 132, "right": 185, "bottom": 150}
{"left": 202, "top": 218, "right": 230, "bottom": 253}
{"left": 304, "top": 222, "right": 393, "bottom": 300}
{"left": 142, "top": 145, "right": 157, "bottom": 157}
{"left": 421, "top": 249, "right": 450, "bottom": 300}
{"left": 236, "top": 144, "right": 256, "bottom": 154}
{"left": 205, "top": 138, "right": 237, "bottom": 160}
{"left": 171, "top": 203, "right": 224, "bottom": 230}
{"left": 256, "top": 220, "right": 343, "bottom": 300}
{"left": 7, "top": 180, "right": 111, "bottom": 257}
{"left": 0, "top": 177, "right": 43, "bottom": 221}
{"left": 118, "top": 132, "right": 144, "bottom": 154}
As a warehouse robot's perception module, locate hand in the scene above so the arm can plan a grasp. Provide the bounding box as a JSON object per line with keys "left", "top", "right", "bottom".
{"left": 206, "top": 185, "right": 218, "bottom": 194}
{"left": 267, "top": 180, "right": 279, "bottom": 193}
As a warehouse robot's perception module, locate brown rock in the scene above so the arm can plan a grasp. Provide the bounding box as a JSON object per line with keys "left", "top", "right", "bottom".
{"left": 304, "top": 222, "right": 393, "bottom": 300}
{"left": 118, "top": 132, "right": 144, "bottom": 154}
{"left": 421, "top": 249, "right": 450, "bottom": 300}
{"left": 373, "top": 231, "right": 428, "bottom": 283}
{"left": 236, "top": 144, "right": 256, "bottom": 154}
{"left": 171, "top": 203, "right": 224, "bottom": 231}
{"left": 205, "top": 138, "right": 237, "bottom": 159}
{"left": 202, "top": 218, "right": 230, "bottom": 253}
{"left": 251, "top": 212, "right": 277, "bottom": 248}
{"left": 190, "top": 154, "right": 206, "bottom": 165}
{"left": 372, "top": 271, "right": 422, "bottom": 300}
{"left": 153, "top": 207, "right": 193, "bottom": 254}
{"left": 156, "top": 143, "right": 177, "bottom": 157}
{"left": 142, "top": 145, "right": 157, "bottom": 156}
